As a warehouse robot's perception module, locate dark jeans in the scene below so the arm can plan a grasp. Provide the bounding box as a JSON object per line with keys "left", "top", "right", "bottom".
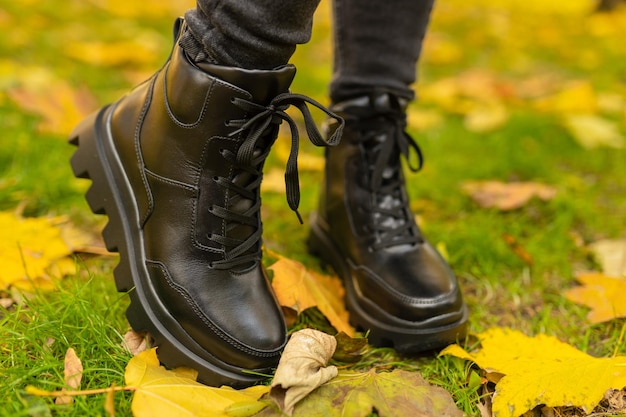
{"left": 182, "top": 0, "right": 435, "bottom": 101}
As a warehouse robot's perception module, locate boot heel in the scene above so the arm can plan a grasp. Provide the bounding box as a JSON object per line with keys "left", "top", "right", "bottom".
{"left": 69, "top": 108, "right": 110, "bottom": 216}
{"left": 68, "top": 106, "right": 133, "bottom": 294}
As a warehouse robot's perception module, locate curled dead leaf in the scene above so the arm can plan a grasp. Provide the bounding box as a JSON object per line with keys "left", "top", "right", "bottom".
{"left": 122, "top": 330, "right": 150, "bottom": 356}
{"left": 270, "top": 329, "right": 338, "bottom": 416}
{"left": 55, "top": 347, "right": 83, "bottom": 405}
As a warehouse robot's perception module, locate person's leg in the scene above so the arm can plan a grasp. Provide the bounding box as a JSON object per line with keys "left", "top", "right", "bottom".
{"left": 182, "top": 0, "right": 320, "bottom": 70}
{"left": 69, "top": 1, "right": 340, "bottom": 387}
{"left": 329, "top": 0, "right": 434, "bottom": 102}
{"left": 309, "top": 0, "right": 468, "bottom": 352}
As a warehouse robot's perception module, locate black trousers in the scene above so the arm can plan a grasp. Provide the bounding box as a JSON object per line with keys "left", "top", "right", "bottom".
{"left": 182, "top": 0, "right": 435, "bottom": 102}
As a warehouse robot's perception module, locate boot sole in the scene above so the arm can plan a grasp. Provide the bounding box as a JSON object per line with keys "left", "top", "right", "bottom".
{"left": 69, "top": 105, "right": 270, "bottom": 387}
{"left": 307, "top": 212, "right": 468, "bottom": 353}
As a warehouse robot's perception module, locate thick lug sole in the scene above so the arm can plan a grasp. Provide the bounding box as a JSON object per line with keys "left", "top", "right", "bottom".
{"left": 69, "top": 105, "right": 271, "bottom": 387}
{"left": 307, "top": 212, "right": 468, "bottom": 353}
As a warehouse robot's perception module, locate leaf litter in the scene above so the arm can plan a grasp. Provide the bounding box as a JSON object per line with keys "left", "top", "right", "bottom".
{"left": 270, "top": 329, "right": 338, "bottom": 416}
{"left": 441, "top": 327, "right": 626, "bottom": 417}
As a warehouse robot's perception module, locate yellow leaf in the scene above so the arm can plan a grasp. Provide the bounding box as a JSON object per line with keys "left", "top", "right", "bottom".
{"left": 7, "top": 79, "right": 97, "bottom": 135}
{"left": 125, "top": 349, "right": 269, "bottom": 417}
{"left": 407, "top": 107, "right": 443, "bottom": 131}
{"left": 64, "top": 37, "right": 163, "bottom": 68}
{"left": 260, "top": 169, "right": 285, "bottom": 194}
{"left": 268, "top": 254, "right": 355, "bottom": 336}
{"left": 464, "top": 103, "right": 509, "bottom": 133}
{"left": 273, "top": 136, "right": 325, "bottom": 171}
{"left": 565, "top": 272, "right": 626, "bottom": 323}
{"left": 440, "top": 327, "right": 626, "bottom": 417}
{"left": 460, "top": 180, "right": 557, "bottom": 211}
{"left": 423, "top": 34, "right": 463, "bottom": 65}
{"left": 92, "top": 0, "right": 193, "bottom": 19}
{"left": 0, "top": 211, "right": 76, "bottom": 291}
{"left": 562, "top": 114, "right": 625, "bottom": 149}
{"left": 534, "top": 81, "right": 597, "bottom": 115}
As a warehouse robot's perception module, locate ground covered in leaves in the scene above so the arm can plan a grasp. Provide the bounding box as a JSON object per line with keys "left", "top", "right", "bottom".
{"left": 1, "top": 0, "right": 625, "bottom": 416}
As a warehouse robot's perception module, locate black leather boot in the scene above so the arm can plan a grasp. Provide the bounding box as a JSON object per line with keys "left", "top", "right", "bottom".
{"left": 69, "top": 18, "right": 341, "bottom": 387}
{"left": 308, "top": 92, "right": 468, "bottom": 352}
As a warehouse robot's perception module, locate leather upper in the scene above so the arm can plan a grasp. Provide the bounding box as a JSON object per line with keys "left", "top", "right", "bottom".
{"left": 108, "top": 24, "right": 295, "bottom": 369}
{"left": 317, "top": 93, "right": 466, "bottom": 325}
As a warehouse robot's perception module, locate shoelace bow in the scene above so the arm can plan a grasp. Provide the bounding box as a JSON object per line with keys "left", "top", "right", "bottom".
{"left": 360, "top": 110, "right": 424, "bottom": 249}
{"left": 210, "top": 92, "right": 343, "bottom": 269}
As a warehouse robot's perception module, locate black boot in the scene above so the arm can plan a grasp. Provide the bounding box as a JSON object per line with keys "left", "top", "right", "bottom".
{"left": 69, "top": 18, "right": 341, "bottom": 387}
{"left": 308, "top": 92, "right": 467, "bottom": 352}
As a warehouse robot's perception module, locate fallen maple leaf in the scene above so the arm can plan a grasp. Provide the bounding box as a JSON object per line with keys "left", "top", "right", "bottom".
{"left": 461, "top": 180, "right": 557, "bottom": 211}
{"left": 261, "top": 369, "right": 462, "bottom": 417}
{"left": 56, "top": 348, "right": 83, "bottom": 405}
{"left": 0, "top": 211, "right": 75, "bottom": 291}
{"left": 268, "top": 254, "right": 354, "bottom": 336}
{"left": 440, "top": 327, "right": 626, "bottom": 417}
{"left": 565, "top": 272, "right": 626, "bottom": 323}
{"left": 125, "top": 348, "right": 269, "bottom": 417}
{"left": 270, "top": 329, "right": 338, "bottom": 416}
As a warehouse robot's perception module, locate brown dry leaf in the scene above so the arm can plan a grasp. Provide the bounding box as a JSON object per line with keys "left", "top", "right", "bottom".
{"left": 122, "top": 330, "right": 150, "bottom": 356}
{"left": 502, "top": 234, "right": 533, "bottom": 266}
{"left": 125, "top": 348, "right": 269, "bottom": 417}
{"left": 268, "top": 254, "right": 354, "bottom": 336}
{"left": 461, "top": 180, "right": 557, "bottom": 211}
{"left": 270, "top": 329, "right": 338, "bottom": 416}
{"left": 55, "top": 348, "right": 83, "bottom": 405}
{"left": 261, "top": 369, "right": 462, "bottom": 417}
{"left": 0, "top": 211, "right": 77, "bottom": 291}
{"left": 565, "top": 272, "right": 626, "bottom": 323}
{"left": 440, "top": 327, "right": 626, "bottom": 417}
{"left": 0, "top": 298, "right": 14, "bottom": 309}
{"left": 588, "top": 238, "right": 626, "bottom": 278}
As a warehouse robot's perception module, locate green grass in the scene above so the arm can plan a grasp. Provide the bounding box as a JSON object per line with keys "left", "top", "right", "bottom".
{"left": 1, "top": 0, "right": 626, "bottom": 415}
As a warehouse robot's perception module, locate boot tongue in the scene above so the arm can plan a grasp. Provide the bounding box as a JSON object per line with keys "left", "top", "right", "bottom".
{"left": 197, "top": 62, "right": 296, "bottom": 105}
